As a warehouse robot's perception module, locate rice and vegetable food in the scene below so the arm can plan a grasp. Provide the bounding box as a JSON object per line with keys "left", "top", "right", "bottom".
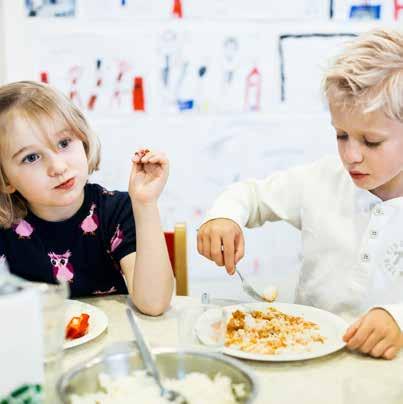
{"left": 225, "top": 306, "right": 326, "bottom": 355}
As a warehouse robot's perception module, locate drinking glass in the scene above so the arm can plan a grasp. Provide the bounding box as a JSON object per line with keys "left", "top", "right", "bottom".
{"left": 33, "top": 281, "right": 69, "bottom": 403}
{"left": 177, "top": 303, "right": 227, "bottom": 352}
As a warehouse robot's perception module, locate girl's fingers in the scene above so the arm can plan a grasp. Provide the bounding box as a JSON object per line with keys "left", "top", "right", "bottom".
{"left": 133, "top": 148, "right": 151, "bottom": 162}
{"left": 130, "top": 160, "right": 142, "bottom": 174}
{"left": 138, "top": 151, "right": 168, "bottom": 167}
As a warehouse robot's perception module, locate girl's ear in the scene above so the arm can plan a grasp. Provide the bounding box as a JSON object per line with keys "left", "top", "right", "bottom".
{"left": 3, "top": 184, "right": 16, "bottom": 194}
{"left": 0, "top": 174, "right": 16, "bottom": 194}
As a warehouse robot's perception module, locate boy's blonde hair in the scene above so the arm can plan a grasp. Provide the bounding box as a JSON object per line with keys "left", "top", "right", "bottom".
{"left": 0, "top": 81, "right": 100, "bottom": 228}
{"left": 323, "top": 28, "right": 403, "bottom": 121}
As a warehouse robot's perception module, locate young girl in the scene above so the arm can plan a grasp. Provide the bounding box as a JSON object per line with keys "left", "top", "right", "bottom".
{"left": 198, "top": 28, "right": 403, "bottom": 358}
{"left": 0, "top": 81, "right": 174, "bottom": 316}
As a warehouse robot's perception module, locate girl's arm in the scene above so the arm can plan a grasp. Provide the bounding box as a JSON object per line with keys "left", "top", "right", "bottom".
{"left": 121, "top": 150, "right": 174, "bottom": 316}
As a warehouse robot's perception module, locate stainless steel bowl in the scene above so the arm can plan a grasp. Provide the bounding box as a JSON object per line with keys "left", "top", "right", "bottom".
{"left": 57, "top": 342, "right": 259, "bottom": 403}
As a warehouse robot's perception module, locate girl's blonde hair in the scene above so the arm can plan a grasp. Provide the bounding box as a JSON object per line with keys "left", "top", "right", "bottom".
{"left": 0, "top": 81, "right": 100, "bottom": 228}
{"left": 323, "top": 28, "right": 403, "bottom": 120}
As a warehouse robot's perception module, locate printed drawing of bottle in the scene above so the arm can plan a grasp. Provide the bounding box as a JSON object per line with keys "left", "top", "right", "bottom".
{"left": 220, "top": 36, "right": 240, "bottom": 112}
{"left": 110, "top": 60, "right": 130, "bottom": 110}
{"left": 40, "top": 72, "right": 48, "bottom": 84}
{"left": 196, "top": 64, "right": 208, "bottom": 113}
{"left": 87, "top": 59, "right": 103, "bottom": 111}
{"left": 132, "top": 76, "right": 145, "bottom": 111}
{"left": 68, "top": 65, "right": 83, "bottom": 108}
{"left": 172, "top": 0, "right": 183, "bottom": 18}
{"left": 175, "top": 61, "right": 194, "bottom": 112}
{"left": 244, "top": 66, "right": 261, "bottom": 112}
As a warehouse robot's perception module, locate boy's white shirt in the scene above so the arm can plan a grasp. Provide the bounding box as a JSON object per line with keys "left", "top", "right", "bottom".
{"left": 203, "top": 155, "right": 403, "bottom": 330}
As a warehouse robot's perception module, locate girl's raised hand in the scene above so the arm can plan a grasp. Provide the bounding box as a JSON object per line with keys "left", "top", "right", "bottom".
{"left": 129, "top": 149, "right": 169, "bottom": 204}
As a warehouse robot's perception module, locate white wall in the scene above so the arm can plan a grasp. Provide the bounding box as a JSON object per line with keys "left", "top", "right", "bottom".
{"left": 0, "top": 0, "right": 401, "bottom": 301}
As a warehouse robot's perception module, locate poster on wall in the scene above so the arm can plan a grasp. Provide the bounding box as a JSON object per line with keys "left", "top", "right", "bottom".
{"left": 79, "top": 0, "right": 329, "bottom": 20}
{"left": 31, "top": 23, "right": 272, "bottom": 116}
{"left": 332, "top": 0, "right": 403, "bottom": 21}
{"left": 79, "top": 0, "right": 170, "bottom": 19}
{"left": 25, "top": 0, "right": 76, "bottom": 17}
{"left": 278, "top": 32, "right": 356, "bottom": 111}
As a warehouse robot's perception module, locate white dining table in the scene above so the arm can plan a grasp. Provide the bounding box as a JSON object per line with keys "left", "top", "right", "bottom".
{"left": 58, "top": 294, "right": 403, "bottom": 404}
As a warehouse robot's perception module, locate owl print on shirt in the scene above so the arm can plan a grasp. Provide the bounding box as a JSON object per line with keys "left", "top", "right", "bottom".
{"left": 81, "top": 203, "right": 99, "bottom": 235}
{"left": 48, "top": 250, "right": 74, "bottom": 282}
{"left": 110, "top": 224, "right": 124, "bottom": 253}
{"left": 13, "top": 219, "right": 34, "bottom": 239}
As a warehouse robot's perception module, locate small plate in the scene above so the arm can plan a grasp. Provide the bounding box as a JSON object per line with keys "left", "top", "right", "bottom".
{"left": 195, "top": 302, "right": 348, "bottom": 361}
{"left": 64, "top": 300, "right": 108, "bottom": 349}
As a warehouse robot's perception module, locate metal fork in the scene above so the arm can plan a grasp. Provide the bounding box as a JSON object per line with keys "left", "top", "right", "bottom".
{"left": 234, "top": 267, "right": 266, "bottom": 302}
{"left": 126, "top": 299, "right": 187, "bottom": 403}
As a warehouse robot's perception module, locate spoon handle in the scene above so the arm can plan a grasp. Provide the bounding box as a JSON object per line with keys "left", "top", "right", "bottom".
{"left": 126, "top": 304, "right": 163, "bottom": 388}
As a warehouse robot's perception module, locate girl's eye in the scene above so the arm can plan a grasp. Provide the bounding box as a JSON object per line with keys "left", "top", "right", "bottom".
{"left": 22, "top": 153, "right": 40, "bottom": 164}
{"left": 336, "top": 133, "right": 348, "bottom": 141}
{"left": 58, "top": 138, "right": 72, "bottom": 149}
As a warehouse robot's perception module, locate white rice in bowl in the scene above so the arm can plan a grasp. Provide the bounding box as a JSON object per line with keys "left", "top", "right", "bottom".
{"left": 69, "top": 370, "right": 246, "bottom": 404}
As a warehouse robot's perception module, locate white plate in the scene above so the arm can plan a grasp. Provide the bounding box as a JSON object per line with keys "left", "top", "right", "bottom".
{"left": 64, "top": 300, "right": 108, "bottom": 349}
{"left": 195, "top": 302, "right": 348, "bottom": 361}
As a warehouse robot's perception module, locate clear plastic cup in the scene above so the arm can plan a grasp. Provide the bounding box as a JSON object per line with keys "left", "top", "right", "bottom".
{"left": 33, "top": 281, "right": 69, "bottom": 403}
{"left": 177, "top": 303, "right": 226, "bottom": 352}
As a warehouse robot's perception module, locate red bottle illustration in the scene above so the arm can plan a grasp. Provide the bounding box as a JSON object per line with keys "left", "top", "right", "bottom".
{"left": 40, "top": 72, "right": 48, "bottom": 83}
{"left": 244, "top": 67, "right": 261, "bottom": 112}
{"left": 87, "top": 59, "right": 103, "bottom": 111}
{"left": 172, "top": 0, "right": 183, "bottom": 18}
{"left": 132, "top": 76, "right": 145, "bottom": 111}
{"left": 395, "top": 0, "right": 403, "bottom": 20}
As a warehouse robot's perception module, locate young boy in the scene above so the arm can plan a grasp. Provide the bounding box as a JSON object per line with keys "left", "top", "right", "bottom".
{"left": 197, "top": 28, "right": 403, "bottom": 359}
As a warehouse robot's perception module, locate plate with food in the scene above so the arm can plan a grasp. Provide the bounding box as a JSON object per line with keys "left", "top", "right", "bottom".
{"left": 195, "top": 302, "right": 348, "bottom": 361}
{"left": 64, "top": 300, "right": 108, "bottom": 349}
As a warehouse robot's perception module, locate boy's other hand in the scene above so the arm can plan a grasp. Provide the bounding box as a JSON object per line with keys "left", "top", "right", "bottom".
{"left": 197, "top": 219, "right": 244, "bottom": 275}
{"left": 343, "top": 308, "right": 403, "bottom": 359}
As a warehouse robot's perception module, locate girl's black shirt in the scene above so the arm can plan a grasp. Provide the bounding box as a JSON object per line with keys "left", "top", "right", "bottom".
{"left": 0, "top": 183, "right": 136, "bottom": 297}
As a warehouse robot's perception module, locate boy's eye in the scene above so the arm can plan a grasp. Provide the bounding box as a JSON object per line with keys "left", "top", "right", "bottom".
{"left": 58, "top": 138, "right": 72, "bottom": 149}
{"left": 364, "top": 139, "right": 382, "bottom": 148}
{"left": 22, "top": 153, "right": 40, "bottom": 164}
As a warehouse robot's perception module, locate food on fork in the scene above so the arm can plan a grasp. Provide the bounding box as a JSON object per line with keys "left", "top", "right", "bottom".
{"left": 262, "top": 285, "right": 278, "bottom": 302}
{"left": 225, "top": 306, "right": 325, "bottom": 355}
{"left": 65, "top": 313, "right": 90, "bottom": 340}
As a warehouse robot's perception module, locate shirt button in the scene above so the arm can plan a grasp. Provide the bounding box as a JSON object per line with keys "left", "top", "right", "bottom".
{"left": 361, "top": 253, "right": 370, "bottom": 262}
{"left": 373, "top": 207, "right": 383, "bottom": 216}
{"left": 370, "top": 230, "right": 378, "bottom": 239}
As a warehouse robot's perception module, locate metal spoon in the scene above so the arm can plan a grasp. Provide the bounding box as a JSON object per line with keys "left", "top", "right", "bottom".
{"left": 234, "top": 267, "right": 266, "bottom": 302}
{"left": 126, "top": 299, "right": 187, "bottom": 403}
